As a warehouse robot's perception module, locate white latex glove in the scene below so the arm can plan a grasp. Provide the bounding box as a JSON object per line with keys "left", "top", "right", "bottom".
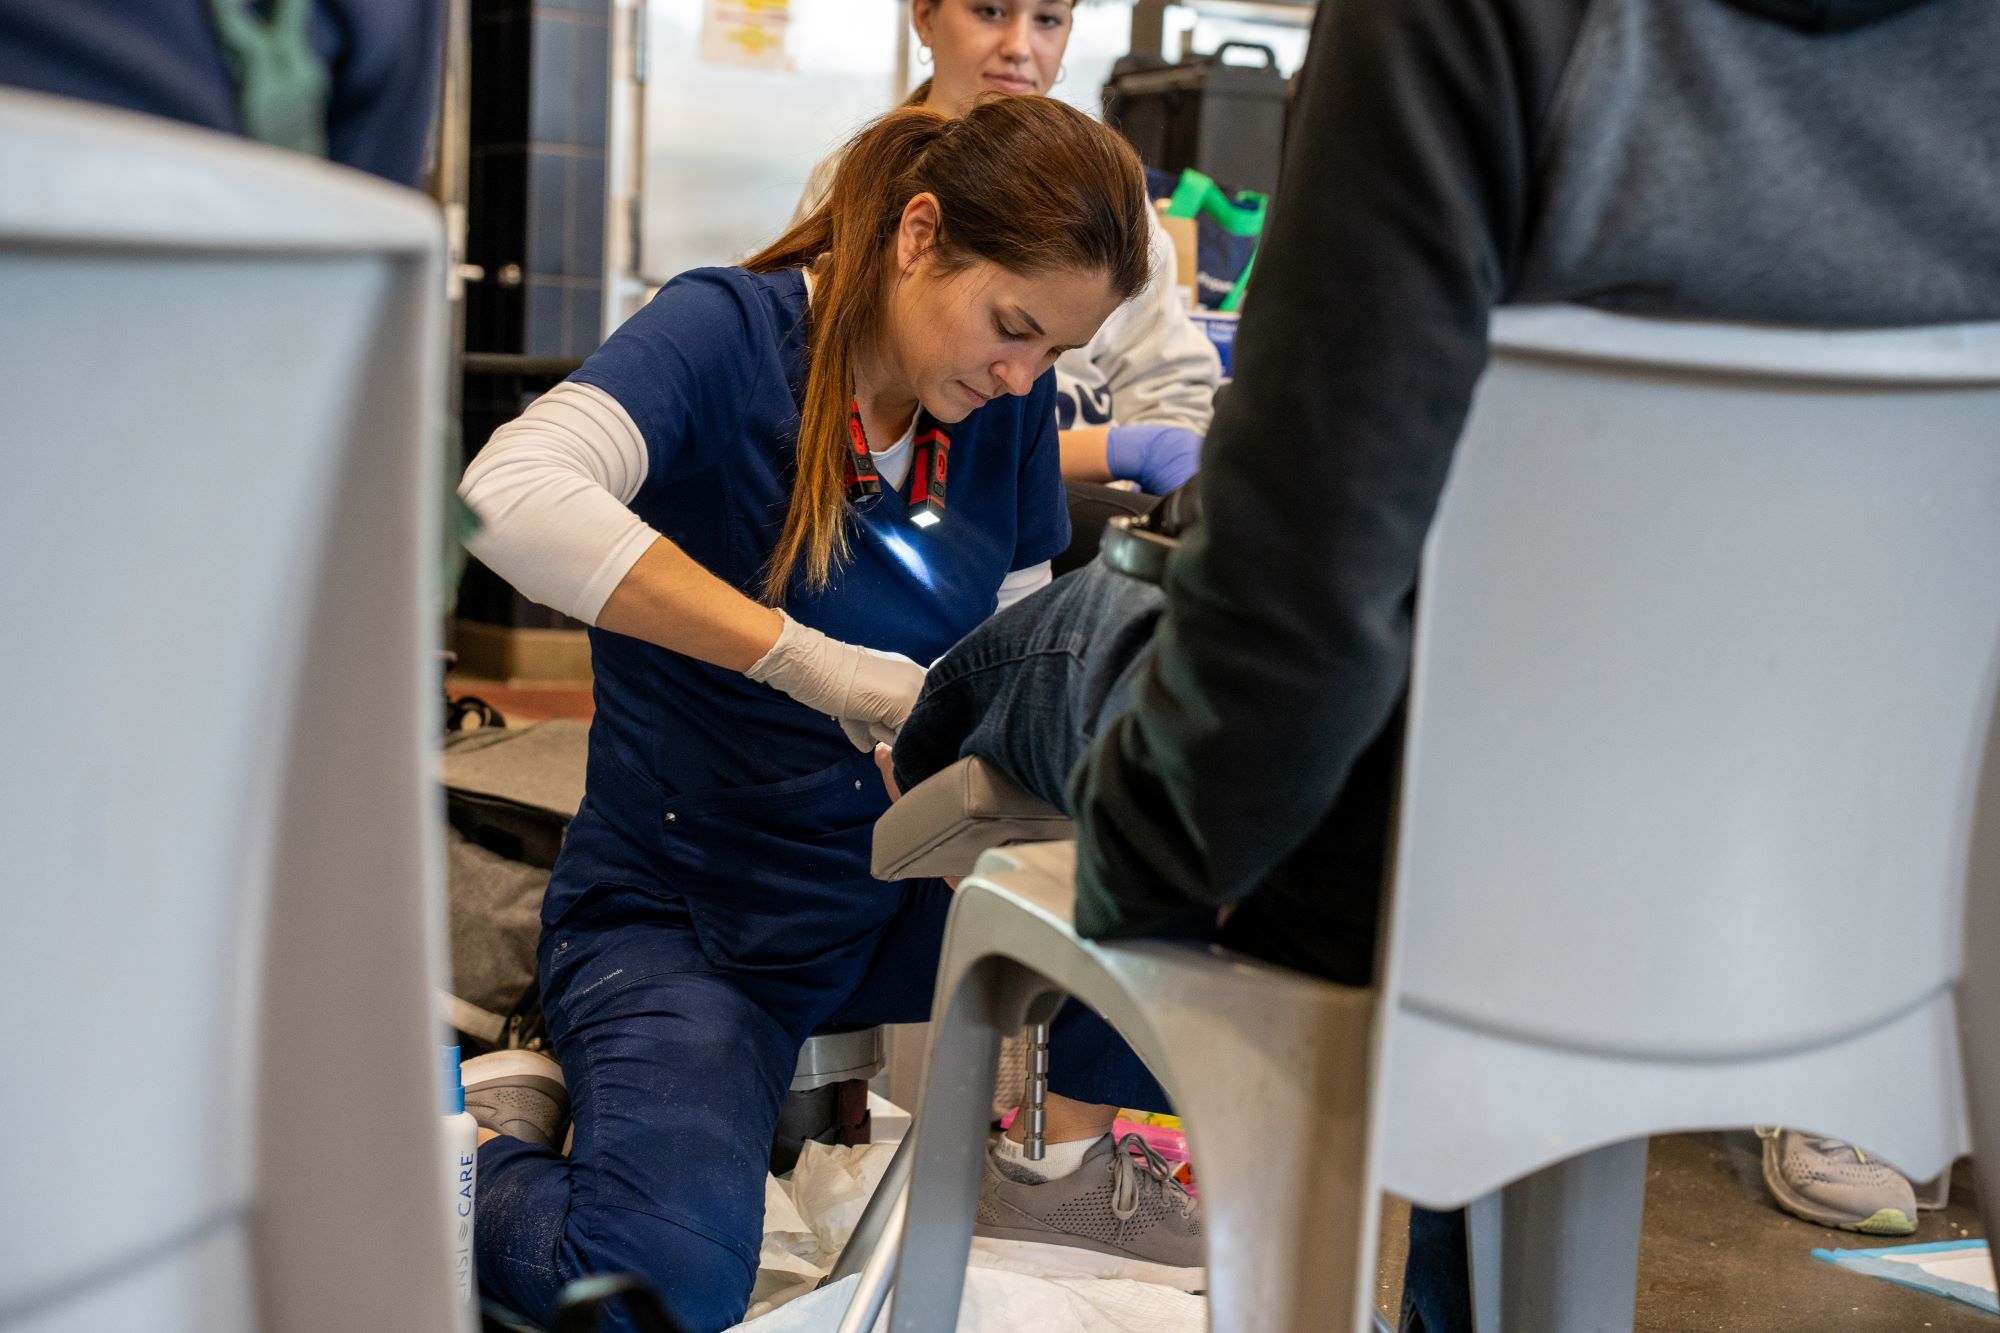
{"left": 744, "top": 611, "right": 927, "bottom": 750}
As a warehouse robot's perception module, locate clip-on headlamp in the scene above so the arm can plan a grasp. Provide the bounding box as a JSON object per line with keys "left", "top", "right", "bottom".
{"left": 845, "top": 400, "right": 952, "bottom": 529}
{"left": 907, "top": 425, "right": 950, "bottom": 528}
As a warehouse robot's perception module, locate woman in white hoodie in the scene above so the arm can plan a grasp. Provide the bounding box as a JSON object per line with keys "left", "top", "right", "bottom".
{"left": 797, "top": 0, "right": 1222, "bottom": 496}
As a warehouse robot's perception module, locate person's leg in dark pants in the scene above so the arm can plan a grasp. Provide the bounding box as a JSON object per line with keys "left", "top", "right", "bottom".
{"left": 894, "top": 557, "right": 1166, "bottom": 808}
{"left": 477, "top": 876, "right": 1180, "bottom": 1331}
{"left": 1401, "top": 1206, "right": 1472, "bottom": 1333}
{"left": 897, "top": 555, "right": 1179, "bottom": 1114}
{"left": 894, "top": 558, "right": 1472, "bottom": 1331}
{"left": 475, "top": 894, "right": 797, "bottom": 1333}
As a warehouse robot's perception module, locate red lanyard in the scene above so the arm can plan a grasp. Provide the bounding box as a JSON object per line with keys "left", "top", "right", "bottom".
{"left": 844, "top": 400, "right": 882, "bottom": 498}
{"left": 845, "top": 399, "right": 952, "bottom": 528}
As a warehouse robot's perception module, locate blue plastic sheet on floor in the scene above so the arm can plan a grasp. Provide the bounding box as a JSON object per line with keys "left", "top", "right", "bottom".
{"left": 1811, "top": 1239, "right": 1997, "bottom": 1316}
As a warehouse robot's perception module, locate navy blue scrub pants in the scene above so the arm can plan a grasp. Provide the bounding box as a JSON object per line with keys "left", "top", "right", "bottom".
{"left": 474, "top": 745, "right": 1168, "bottom": 1333}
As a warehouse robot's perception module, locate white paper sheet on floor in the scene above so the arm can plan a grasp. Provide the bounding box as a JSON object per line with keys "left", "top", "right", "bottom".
{"left": 1811, "top": 1239, "right": 1998, "bottom": 1315}
{"left": 730, "top": 1141, "right": 1207, "bottom": 1333}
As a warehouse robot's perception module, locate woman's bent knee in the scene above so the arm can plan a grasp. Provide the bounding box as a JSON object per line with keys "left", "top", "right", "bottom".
{"left": 561, "top": 1203, "right": 760, "bottom": 1333}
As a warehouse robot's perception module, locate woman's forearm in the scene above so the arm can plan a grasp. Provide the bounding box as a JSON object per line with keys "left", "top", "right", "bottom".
{"left": 1059, "top": 426, "right": 1112, "bottom": 482}
{"left": 595, "top": 537, "right": 785, "bottom": 672}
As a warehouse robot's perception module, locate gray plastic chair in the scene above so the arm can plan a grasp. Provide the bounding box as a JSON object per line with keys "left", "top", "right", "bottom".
{"left": 0, "top": 91, "right": 458, "bottom": 1331}
{"left": 851, "top": 761, "right": 1384, "bottom": 1333}
{"left": 861, "top": 310, "right": 2000, "bottom": 1333}
{"left": 1376, "top": 308, "right": 2000, "bottom": 1331}
{"left": 890, "top": 841, "right": 1380, "bottom": 1333}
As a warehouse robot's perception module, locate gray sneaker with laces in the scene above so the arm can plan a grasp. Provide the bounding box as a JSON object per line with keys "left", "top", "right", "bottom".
{"left": 976, "top": 1132, "right": 1204, "bottom": 1287}
{"left": 462, "top": 1049, "right": 570, "bottom": 1149}
{"left": 1757, "top": 1128, "right": 1916, "bottom": 1235}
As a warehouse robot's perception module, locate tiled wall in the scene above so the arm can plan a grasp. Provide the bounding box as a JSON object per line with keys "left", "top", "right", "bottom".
{"left": 460, "top": 0, "right": 612, "bottom": 637}
{"left": 466, "top": 0, "right": 610, "bottom": 359}
{"left": 458, "top": 367, "right": 580, "bottom": 635}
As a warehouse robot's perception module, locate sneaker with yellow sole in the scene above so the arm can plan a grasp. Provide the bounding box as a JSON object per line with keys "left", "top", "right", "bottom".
{"left": 1757, "top": 1128, "right": 1917, "bottom": 1235}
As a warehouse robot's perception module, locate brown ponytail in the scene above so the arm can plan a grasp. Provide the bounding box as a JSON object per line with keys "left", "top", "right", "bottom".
{"left": 745, "top": 95, "right": 1149, "bottom": 603}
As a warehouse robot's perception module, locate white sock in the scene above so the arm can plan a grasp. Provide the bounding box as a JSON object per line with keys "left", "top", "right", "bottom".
{"left": 991, "top": 1131, "right": 1102, "bottom": 1182}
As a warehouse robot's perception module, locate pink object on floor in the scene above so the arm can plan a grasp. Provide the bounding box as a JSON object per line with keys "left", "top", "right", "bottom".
{"left": 997, "top": 1110, "right": 1196, "bottom": 1194}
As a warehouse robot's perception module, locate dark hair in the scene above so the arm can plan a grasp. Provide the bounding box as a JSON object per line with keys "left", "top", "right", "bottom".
{"left": 744, "top": 95, "right": 1149, "bottom": 601}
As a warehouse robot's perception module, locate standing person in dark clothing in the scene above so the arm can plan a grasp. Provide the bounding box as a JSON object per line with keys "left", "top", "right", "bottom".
{"left": 0, "top": 0, "right": 443, "bottom": 187}
{"left": 1072, "top": 0, "right": 1999, "bottom": 964}
{"left": 890, "top": 0, "right": 2000, "bottom": 1327}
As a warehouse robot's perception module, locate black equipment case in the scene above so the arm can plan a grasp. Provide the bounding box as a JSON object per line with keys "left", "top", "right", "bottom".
{"left": 1101, "top": 41, "right": 1290, "bottom": 197}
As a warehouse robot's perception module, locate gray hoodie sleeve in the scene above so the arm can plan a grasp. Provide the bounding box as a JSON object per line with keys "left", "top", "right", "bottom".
{"left": 1067, "top": 0, "right": 1590, "bottom": 940}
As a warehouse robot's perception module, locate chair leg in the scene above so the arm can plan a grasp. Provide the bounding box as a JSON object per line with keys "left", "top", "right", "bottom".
{"left": 1162, "top": 1010, "right": 1378, "bottom": 1333}
{"left": 1961, "top": 699, "right": 2000, "bottom": 1293}
{"left": 1970, "top": 1039, "right": 2000, "bottom": 1296}
{"left": 1021, "top": 1018, "right": 1050, "bottom": 1161}
{"left": 888, "top": 957, "right": 1052, "bottom": 1333}
{"left": 1965, "top": 940, "right": 2000, "bottom": 1292}
{"left": 828, "top": 1131, "right": 915, "bottom": 1284}
{"left": 833, "top": 1179, "right": 907, "bottom": 1333}
{"left": 1468, "top": 1138, "right": 1647, "bottom": 1333}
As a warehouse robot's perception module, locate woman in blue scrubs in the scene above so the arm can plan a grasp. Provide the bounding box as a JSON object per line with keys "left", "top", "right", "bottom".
{"left": 457, "top": 96, "right": 1180, "bottom": 1330}
{"left": 794, "top": 0, "right": 1222, "bottom": 498}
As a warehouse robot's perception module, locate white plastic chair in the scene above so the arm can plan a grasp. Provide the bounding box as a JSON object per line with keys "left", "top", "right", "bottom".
{"left": 0, "top": 91, "right": 457, "bottom": 1332}
{"left": 872, "top": 309, "right": 2000, "bottom": 1333}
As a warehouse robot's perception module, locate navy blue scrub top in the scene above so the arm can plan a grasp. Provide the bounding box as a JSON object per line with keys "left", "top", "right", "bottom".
{"left": 557, "top": 266, "right": 1068, "bottom": 919}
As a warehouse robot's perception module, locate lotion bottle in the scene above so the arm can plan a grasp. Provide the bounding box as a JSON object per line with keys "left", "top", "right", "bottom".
{"left": 441, "top": 1045, "right": 479, "bottom": 1320}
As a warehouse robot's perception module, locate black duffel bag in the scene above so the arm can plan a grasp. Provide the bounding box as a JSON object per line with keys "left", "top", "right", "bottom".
{"left": 440, "top": 719, "right": 590, "bottom": 1052}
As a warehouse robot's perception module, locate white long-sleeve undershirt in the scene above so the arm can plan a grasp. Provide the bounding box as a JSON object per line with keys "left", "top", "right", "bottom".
{"left": 459, "top": 382, "right": 661, "bottom": 625}
{"left": 458, "top": 381, "right": 1051, "bottom": 625}
{"left": 994, "top": 561, "right": 1054, "bottom": 609}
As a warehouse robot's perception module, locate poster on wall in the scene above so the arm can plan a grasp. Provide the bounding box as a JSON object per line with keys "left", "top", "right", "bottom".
{"left": 701, "top": 0, "right": 794, "bottom": 71}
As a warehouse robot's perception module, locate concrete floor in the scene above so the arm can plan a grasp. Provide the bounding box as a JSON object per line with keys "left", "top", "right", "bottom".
{"left": 1374, "top": 1133, "right": 1990, "bottom": 1331}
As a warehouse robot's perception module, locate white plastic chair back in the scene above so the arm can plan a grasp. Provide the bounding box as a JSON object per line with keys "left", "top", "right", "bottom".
{"left": 1377, "top": 308, "right": 2000, "bottom": 1209}
{"left": 0, "top": 92, "right": 457, "bottom": 1331}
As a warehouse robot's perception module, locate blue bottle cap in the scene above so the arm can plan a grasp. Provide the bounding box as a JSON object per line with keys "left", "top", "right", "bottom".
{"left": 441, "top": 1044, "right": 465, "bottom": 1116}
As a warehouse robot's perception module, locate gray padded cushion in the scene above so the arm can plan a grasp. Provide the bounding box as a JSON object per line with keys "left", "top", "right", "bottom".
{"left": 872, "top": 756, "right": 1073, "bottom": 880}
{"left": 440, "top": 718, "right": 590, "bottom": 817}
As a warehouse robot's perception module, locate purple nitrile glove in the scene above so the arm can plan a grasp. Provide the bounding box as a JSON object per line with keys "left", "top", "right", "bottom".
{"left": 1105, "top": 423, "right": 1203, "bottom": 495}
